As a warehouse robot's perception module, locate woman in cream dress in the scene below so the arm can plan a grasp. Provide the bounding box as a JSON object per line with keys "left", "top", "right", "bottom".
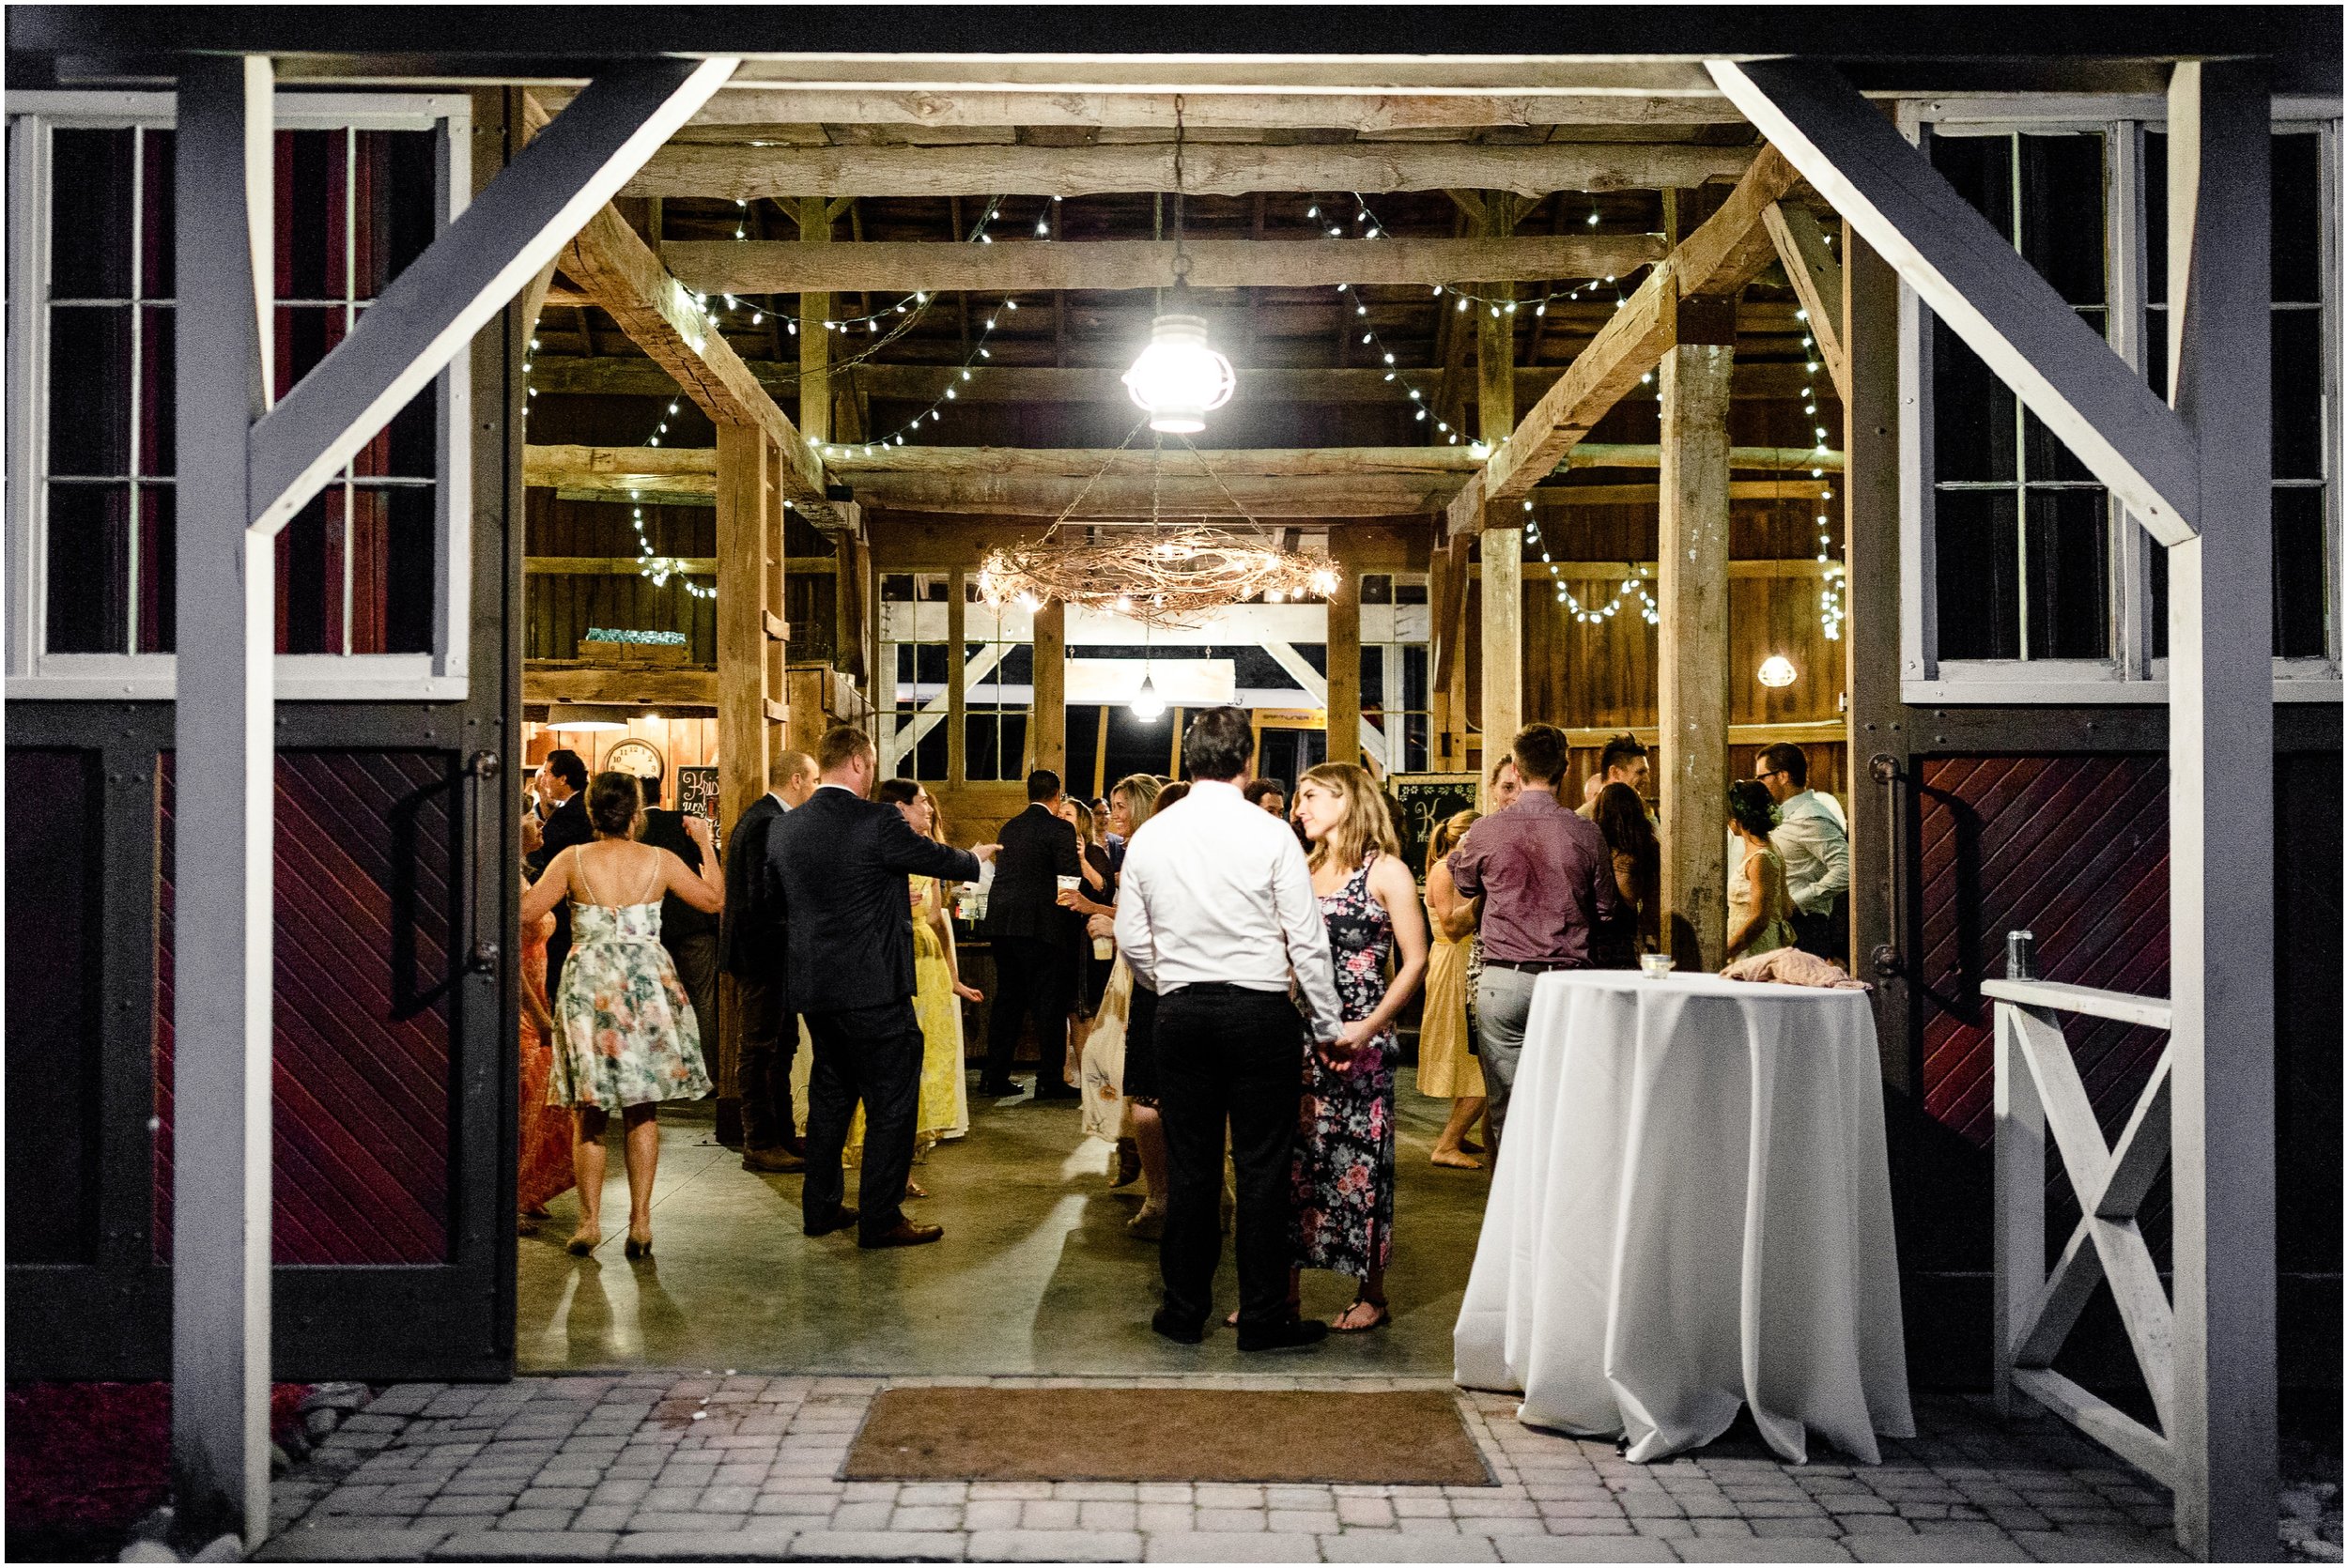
{"left": 1418, "top": 809, "right": 1489, "bottom": 1169}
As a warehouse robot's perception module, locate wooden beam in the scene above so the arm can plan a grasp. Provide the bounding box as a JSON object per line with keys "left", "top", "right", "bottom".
{"left": 1762, "top": 201, "right": 1849, "bottom": 402}
{"left": 527, "top": 554, "right": 719, "bottom": 576}
{"left": 549, "top": 85, "right": 1753, "bottom": 132}
{"left": 1449, "top": 144, "right": 1801, "bottom": 536}
{"left": 530, "top": 356, "right": 1829, "bottom": 405}
{"left": 552, "top": 172, "right": 845, "bottom": 530}
{"left": 1475, "top": 192, "right": 1522, "bottom": 780}
{"left": 1028, "top": 598, "right": 1067, "bottom": 776}
{"left": 526, "top": 663, "right": 718, "bottom": 705}
{"left": 796, "top": 195, "right": 832, "bottom": 445}
{"left": 1707, "top": 59, "right": 2198, "bottom": 543}
{"left": 626, "top": 140, "right": 1756, "bottom": 201}
{"left": 1325, "top": 555, "right": 1363, "bottom": 770}
{"left": 1656, "top": 340, "right": 1735, "bottom": 974}
{"left": 665, "top": 233, "right": 1665, "bottom": 296}
{"left": 945, "top": 568, "right": 968, "bottom": 785}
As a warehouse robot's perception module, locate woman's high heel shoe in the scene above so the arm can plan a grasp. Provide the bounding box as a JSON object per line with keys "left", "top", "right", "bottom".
{"left": 624, "top": 1229, "right": 653, "bottom": 1260}
{"left": 566, "top": 1227, "right": 600, "bottom": 1256}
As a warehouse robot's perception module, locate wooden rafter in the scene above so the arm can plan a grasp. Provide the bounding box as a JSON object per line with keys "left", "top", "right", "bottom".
{"left": 1445, "top": 146, "right": 1801, "bottom": 534}
{"left": 1762, "top": 200, "right": 1849, "bottom": 402}
{"left": 663, "top": 234, "right": 1663, "bottom": 296}
{"left": 625, "top": 140, "right": 1755, "bottom": 201}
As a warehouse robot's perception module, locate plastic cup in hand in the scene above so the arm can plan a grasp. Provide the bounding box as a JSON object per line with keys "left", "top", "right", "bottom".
{"left": 1092, "top": 935, "right": 1113, "bottom": 961}
{"left": 1057, "top": 875, "right": 1081, "bottom": 897}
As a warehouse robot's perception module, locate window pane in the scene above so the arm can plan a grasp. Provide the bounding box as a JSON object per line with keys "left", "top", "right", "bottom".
{"left": 273, "top": 304, "right": 348, "bottom": 401}
{"left": 1360, "top": 647, "right": 1385, "bottom": 708}
{"left": 1929, "top": 131, "right": 2015, "bottom": 241}
{"left": 999, "top": 714, "right": 1028, "bottom": 780}
{"left": 2272, "top": 131, "right": 2322, "bottom": 304}
{"left": 999, "top": 643, "right": 1034, "bottom": 685}
{"left": 2273, "top": 309, "right": 2325, "bottom": 480}
{"left": 137, "top": 486, "right": 175, "bottom": 653}
{"left": 1404, "top": 645, "right": 1430, "bottom": 709}
{"left": 275, "top": 129, "right": 345, "bottom": 302}
{"left": 1934, "top": 488, "right": 2021, "bottom": 659}
{"left": 1932, "top": 320, "right": 2017, "bottom": 483}
{"left": 965, "top": 716, "right": 999, "bottom": 780}
{"left": 881, "top": 574, "right": 915, "bottom": 603}
{"left": 276, "top": 490, "right": 334, "bottom": 653}
{"left": 915, "top": 643, "right": 947, "bottom": 684}
{"left": 350, "top": 377, "right": 437, "bottom": 479}
{"left": 2144, "top": 132, "right": 2168, "bottom": 303}
{"left": 48, "top": 307, "right": 132, "bottom": 476}
{"left": 356, "top": 484, "right": 437, "bottom": 655}
{"left": 913, "top": 720, "right": 947, "bottom": 781}
{"left": 49, "top": 129, "right": 133, "bottom": 299}
{"left": 2023, "top": 489, "right": 2110, "bottom": 659}
{"left": 2018, "top": 133, "right": 2107, "bottom": 306}
{"left": 140, "top": 129, "right": 174, "bottom": 300}
{"left": 45, "top": 484, "right": 131, "bottom": 653}
{"left": 1396, "top": 580, "right": 1429, "bottom": 606}
{"left": 1360, "top": 573, "right": 1394, "bottom": 605}
{"left": 357, "top": 131, "right": 440, "bottom": 298}
{"left": 139, "top": 305, "right": 175, "bottom": 476}
{"left": 2274, "top": 486, "right": 2328, "bottom": 657}
{"left": 2150, "top": 546, "right": 2169, "bottom": 661}
{"left": 2142, "top": 304, "right": 2169, "bottom": 396}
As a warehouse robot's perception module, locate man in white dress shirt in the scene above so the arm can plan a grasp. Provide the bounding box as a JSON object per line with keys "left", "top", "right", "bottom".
{"left": 1755, "top": 743, "right": 1851, "bottom": 963}
{"left": 1116, "top": 707, "right": 1345, "bottom": 1351}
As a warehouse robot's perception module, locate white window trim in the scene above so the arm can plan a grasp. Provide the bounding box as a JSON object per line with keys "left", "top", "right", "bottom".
{"left": 5, "top": 89, "right": 473, "bottom": 701}
{"left": 1895, "top": 98, "right": 2343, "bottom": 706}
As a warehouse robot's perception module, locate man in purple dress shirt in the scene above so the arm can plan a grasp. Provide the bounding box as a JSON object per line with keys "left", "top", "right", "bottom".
{"left": 1447, "top": 722, "right": 1623, "bottom": 1149}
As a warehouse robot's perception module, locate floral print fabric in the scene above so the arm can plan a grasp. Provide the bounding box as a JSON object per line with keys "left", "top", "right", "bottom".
{"left": 549, "top": 900, "right": 711, "bottom": 1113}
{"left": 1291, "top": 851, "right": 1398, "bottom": 1278}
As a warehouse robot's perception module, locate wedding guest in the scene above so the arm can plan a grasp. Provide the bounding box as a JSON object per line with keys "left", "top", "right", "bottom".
{"left": 981, "top": 769, "right": 1084, "bottom": 1100}
{"left": 1069, "top": 774, "right": 1167, "bottom": 1227}
{"left": 1116, "top": 707, "right": 1342, "bottom": 1351}
{"left": 1060, "top": 795, "right": 1117, "bottom": 1019}
{"left": 1754, "top": 742, "right": 1851, "bottom": 963}
{"left": 767, "top": 726, "right": 993, "bottom": 1249}
{"left": 1289, "top": 763, "right": 1429, "bottom": 1332}
{"left": 637, "top": 775, "right": 719, "bottom": 1057}
{"left": 1153, "top": 781, "right": 1191, "bottom": 811}
{"left": 1449, "top": 724, "right": 1621, "bottom": 1149}
{"left": 856, "top": 780, "right": 982, "bottom": 1190}
{"left": 1462, "top": 752, "right": 1523, "bottom": 1043}
{"left": 1577, "top": 732, "right": 1650, "bottom": 821}
{"left": 1244, "top": 778, "right": 1289, "bottom": 818}
{"left": 1589, "top": 781, "right": 1662, "bottom": 969}
{"left": 1419, "top": 809, "right": 1488, "bottom": 1169}
{"left": 521, "top": 771, "right": 724, "bottom": 1260}
{"left": 722, "top": 749, "right": 818, "bottom": 1173}
{"left": 1727, "top": 779, "right": 1798, "bottom": 962}
{"left": 527, "top": 748, "right": 594, "bottom": 1001}
{"left": 516, "top": 904, "right": 574, "bottom": 1224}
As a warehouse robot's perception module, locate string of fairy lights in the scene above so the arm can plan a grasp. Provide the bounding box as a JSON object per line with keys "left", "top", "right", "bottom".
{"left": 536, "top": 187, "right": 1844, "bottom": 638}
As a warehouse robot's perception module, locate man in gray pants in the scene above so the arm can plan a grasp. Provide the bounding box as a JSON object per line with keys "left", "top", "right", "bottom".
{"left": 1445, "top": 723, "right": 1623, "bottom": 1147}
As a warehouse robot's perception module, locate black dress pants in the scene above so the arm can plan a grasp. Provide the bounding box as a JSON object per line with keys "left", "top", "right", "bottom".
{"left": 1792, "top": 899, "right": 1849, "bottom": 966}
{"left": 1154, "top": 983, "right": 1305, "bottom": 1333}
{"left": 984, "top": 934, "right": 1071, "bottom": 1089}
{"left": 736, "top": 975, "right": 799, "bottom": 1151}
{"left": 801, "top": 998, "right": 923, "bottom": 1243}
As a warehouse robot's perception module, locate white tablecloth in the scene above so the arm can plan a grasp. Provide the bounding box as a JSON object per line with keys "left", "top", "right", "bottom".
{"left": 1453, "top": 970, "right": 1913, "bottom": 1464}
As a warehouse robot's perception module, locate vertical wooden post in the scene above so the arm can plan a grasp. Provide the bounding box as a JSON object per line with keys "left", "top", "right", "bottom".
{"left": 946, "top": 568, "right": 967, "bottom": 786}
{"left": 1475, "top": 197, "right": 1521, "bottom": 789}
{"left": 714, "top": 424, "right": 771, "bottom": 1136}
{"left": 1657, "top": 304, "right": 1736, "bottom": 973}
{"left": 796, "top": 196, "right": 831, "bottom": 445}
{"left": 1843, "top": 229, "right": 1908, "bottom": 1060}
{"left": 172, "top": 54, "right": 276, "bottom": 1551}
{"left": 1029, "top": 597, "right": 1067, "bottom": 777}
{"left": 1990, "top": 1004, "right": 2047, "bottom": 1421}
{"left": 2164, "top": 60, "right": 2276, "bottom": 1563}
{"left": 1091, "top": 706, "right": 1110, "bottom": 798}
{"left": 1325, "top": 566, "right": 1363, "bottom": 770}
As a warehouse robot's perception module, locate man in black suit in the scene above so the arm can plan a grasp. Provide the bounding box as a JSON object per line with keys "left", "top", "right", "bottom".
{"left": 721, "top": 749, "right": 818, "bottom": 1172}
{"left": 981, "top": 769, "right": 1084, "bottom": 1099}
{"left": 524, "top": 748, "right": 593, "bottom": 1005}
{"left": 638, "top": 772, "right": 721, "bottom": 1069}
{"left": 767, "top": 726, "right": 995, "bottom": 1248}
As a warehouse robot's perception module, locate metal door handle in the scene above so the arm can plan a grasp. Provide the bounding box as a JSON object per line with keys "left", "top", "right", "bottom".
{"left": 464, "top": 749, "right": 502, "bottom": 979}
{"left": 1868, "top": 753, "right": 1904, "bottom": 980}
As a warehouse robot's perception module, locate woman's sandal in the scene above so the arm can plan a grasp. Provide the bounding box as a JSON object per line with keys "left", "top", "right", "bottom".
{"left": 1332, "top": 1297, "right": 1391, "bottom": 1333}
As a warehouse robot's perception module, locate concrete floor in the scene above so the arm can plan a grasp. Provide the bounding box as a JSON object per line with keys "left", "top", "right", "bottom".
{"left": 517, "top": 1068, "right": 1492, "bottom": 1376}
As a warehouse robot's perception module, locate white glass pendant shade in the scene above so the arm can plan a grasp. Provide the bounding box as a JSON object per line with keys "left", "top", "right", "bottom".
{"left": 545, "top": 702, "right": 630, "bottom": 733}
{"left": 1130, "top": 671, "right": 1166, "bottom": 721}
{"left": 1122, "top": 313, "right": 1235, "bottom": 434}
{"left": 1756, "top": 654, "right": 1799, "bottom": 688}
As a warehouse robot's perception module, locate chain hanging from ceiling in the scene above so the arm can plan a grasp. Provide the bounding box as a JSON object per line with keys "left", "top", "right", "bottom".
{"left": 977, "top": 420, "right": 1341, "bottom": 628}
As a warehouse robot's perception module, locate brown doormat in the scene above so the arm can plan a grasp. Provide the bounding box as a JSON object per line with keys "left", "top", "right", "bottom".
{"left": 843, "top": 1387, "right": 1492, "bottom": 1486}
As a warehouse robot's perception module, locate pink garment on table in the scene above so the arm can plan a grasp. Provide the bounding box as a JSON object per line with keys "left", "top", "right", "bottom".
{"left": 1722, "top": 946, "right": 1871, "bottom": 990}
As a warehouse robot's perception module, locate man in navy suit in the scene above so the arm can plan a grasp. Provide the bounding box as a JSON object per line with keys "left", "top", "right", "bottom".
{"left": 766, "top": 725, "right": 996, "bottom": 1248}
{"left": 721, "top": 749, "right": 818, "bottom": 1172}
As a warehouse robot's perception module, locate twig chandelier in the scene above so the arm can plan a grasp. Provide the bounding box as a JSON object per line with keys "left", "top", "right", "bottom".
{"left": 977, "top": 422, "right": 1341, "bottom": 628}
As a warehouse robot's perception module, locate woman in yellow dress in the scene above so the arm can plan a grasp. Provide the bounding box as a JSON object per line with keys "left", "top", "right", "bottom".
{"left": 1419, "top": 809, "right": 1490, "bottom": 1169}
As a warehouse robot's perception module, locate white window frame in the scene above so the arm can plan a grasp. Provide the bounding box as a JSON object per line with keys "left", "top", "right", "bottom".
{"left": 6, "top": 89, "right": 473, "bottom": 701}
{"left": 1896, "top": 95, "right": 2342, "bottom": 705}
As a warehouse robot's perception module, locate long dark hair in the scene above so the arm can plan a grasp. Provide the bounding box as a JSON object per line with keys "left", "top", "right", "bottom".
{"left": 1593, "top": 782, "right": 1660, "bottom": 901}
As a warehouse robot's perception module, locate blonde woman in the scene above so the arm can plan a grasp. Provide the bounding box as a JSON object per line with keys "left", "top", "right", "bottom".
{"left": 1287, "top": 761, "right": 1429, "bottom": 1332}
{"left": 1419, "top": 810, "right": 1490, "bottom": 1169}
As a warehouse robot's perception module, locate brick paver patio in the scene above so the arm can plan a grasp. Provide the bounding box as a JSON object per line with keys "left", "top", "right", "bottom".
{"left": 259, "top": 1374, "right": 2191, "bottom": 1563}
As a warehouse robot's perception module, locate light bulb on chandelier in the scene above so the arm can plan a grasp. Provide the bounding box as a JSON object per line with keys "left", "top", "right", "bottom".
{"left": 1123, "top": 283, "right": 1235, "bottom": 435}
{"left": 1130, "top": 669, "right": 1166, "bottom": 722}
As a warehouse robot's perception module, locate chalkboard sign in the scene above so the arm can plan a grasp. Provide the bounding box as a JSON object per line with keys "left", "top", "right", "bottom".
{"left": 676, "top": 766, "right": 720, "bottom": 822}
{"left": 1386, "top": 772, "right": 1481, "bottom": 881}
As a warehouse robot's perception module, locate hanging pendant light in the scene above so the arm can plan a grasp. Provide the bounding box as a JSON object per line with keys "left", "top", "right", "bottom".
{"left": 1130, "top": 669, "right": 1166, "bottom": 722}
{"left": 1122, "top": 96, "right": 1234, "bottom": 436}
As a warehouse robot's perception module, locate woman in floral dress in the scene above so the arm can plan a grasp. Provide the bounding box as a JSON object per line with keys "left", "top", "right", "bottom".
{"left": 1289, "top": 762, "right": 1429, "bottom": 1332}
{"left": 520, "top": 772, "right": 723, "bottom": 1260}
